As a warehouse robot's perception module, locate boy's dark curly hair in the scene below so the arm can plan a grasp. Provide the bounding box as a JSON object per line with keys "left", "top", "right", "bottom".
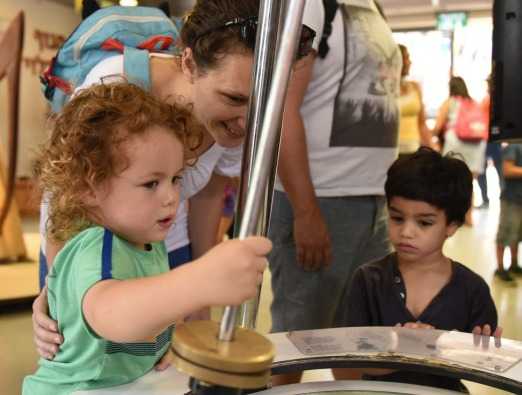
{"left": 385, "top": 147, "right": 473, "bottom": 225}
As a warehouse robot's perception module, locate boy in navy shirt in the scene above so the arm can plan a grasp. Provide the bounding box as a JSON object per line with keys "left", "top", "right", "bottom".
{"left": 345, "top": 147, "right": 500, "bottom": 392}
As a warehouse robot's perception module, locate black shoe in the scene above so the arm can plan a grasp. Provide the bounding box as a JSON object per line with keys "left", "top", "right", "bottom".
{"left": 477, "top": 201, "right": 489, "bottom": 209}
{"left": 495, "top": 269, "right": 515, "bottom": 282}
{"left": 509, "top": 265, "right": 522, "bottom": 276}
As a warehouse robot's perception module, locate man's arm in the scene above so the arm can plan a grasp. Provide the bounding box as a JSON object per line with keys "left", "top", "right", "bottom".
{"left": 278, "top": 53, "right": 331, "bottom": 271}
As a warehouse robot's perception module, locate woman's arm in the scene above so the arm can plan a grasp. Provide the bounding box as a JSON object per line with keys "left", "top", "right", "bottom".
{"left": 431, "top": 99, "right": 450, "bottom": 136}
{"left": 32, "top": 237, "right": 65, "bottom": 359}
{"left": 413, "top": 82, "right": 432, "bottom": 147}
{"left": 188, "top": 172, "right": 229, "bottom": 259}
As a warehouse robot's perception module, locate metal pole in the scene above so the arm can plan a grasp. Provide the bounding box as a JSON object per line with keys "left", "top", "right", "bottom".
{"left": 236, "top": 0, "right": 287, "bottom": 330}
{"left": 234, "top": 0, "right": 283, "bottom": 237}
{"left": 219, "top": 0, "right": 306, "bottom": 342}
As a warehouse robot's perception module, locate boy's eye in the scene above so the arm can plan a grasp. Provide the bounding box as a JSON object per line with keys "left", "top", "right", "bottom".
{"left": 224, "top": 94, "right": 247, "bottom": 105}
{"left": 142, "top": 180, "right": 159, "bottom": 189}
{"left": 171, "top": 175, "right": 182, "bottom": 185}
{"left": 418, "top": 221, "right": 434, "bottom": 227}
{"left": 390, "top": 216, "right": 403, "bottom": 223}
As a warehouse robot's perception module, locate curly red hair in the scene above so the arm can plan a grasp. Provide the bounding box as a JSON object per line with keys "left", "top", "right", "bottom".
{"left": 35, "top": 82, "right": 202, "bottom": 242}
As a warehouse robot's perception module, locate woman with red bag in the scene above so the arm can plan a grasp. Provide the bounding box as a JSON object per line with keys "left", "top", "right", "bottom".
{"left": 432, "top": 76, "right": 488, "bottom": 225}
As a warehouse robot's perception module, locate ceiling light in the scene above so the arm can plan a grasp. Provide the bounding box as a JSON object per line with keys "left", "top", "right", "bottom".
{"left": 120, "top": 0, "right": 138, "bottom": 6}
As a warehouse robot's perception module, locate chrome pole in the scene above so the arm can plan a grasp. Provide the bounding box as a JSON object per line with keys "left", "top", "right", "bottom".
{"left": 219, "top": 0, "right": 306, "bottom": 342}
{"left": 235, "top": 0, "right": 286, "bottom": 330}
{"left": 234, "top": 0, "right": 283, "bottom": 237}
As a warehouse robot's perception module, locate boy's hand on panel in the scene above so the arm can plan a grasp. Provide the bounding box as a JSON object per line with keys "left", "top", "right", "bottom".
{"left": 472, "top": 324, "right": 503, "bottom": 339}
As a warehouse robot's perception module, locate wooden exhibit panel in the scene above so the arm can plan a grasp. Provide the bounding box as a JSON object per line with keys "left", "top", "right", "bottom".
{"left": 0, "top": 11, "right": 27, "bottom": 262}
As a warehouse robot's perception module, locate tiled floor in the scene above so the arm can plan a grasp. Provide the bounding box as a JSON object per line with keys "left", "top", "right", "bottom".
{"left": 1, "top": 174, "right": 521, "bottom": 395}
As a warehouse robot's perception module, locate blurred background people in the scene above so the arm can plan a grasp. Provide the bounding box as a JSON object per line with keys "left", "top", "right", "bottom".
{"left": 477, "top": 74, "right": 503, "bottom": 209}
{"left": 397, "top": 44, "right": 432, "bottom": 158}
{"left": 495, "top": 143, "right": 522, "bottom": 282}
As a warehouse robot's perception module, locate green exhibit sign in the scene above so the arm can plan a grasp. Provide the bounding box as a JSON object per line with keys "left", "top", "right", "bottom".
{"left": 437, "top": 12, "right": 468, "bottom": 31}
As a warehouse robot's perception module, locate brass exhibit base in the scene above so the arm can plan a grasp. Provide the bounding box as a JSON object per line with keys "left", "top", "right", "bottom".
{"left": 172, "top": 320, "right": 275, "bottom": 390}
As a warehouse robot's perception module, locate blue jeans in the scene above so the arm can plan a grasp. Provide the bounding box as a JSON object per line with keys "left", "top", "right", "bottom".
{"left": 268, "top": 191, "right": 392, "bottom": 332}
{"left": 477, "top": 142, "right": 503, "bottom": 204}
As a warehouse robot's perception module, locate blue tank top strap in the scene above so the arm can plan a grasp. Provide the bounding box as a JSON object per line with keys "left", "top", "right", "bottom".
{"left": 101, "top": 228, "right": 114, "bottom": 280}
{"left": 167, "top": 244, "right": 192, "bottom": 270}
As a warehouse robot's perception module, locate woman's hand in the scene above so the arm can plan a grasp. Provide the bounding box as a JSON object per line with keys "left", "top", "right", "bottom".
{"left": 32, "top": 287, "right": 63, "bottom": 359}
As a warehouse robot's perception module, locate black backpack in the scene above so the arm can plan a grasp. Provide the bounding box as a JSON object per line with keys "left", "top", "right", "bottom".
{"left": 318, "top": 0, "right": 339, "bottom": 59}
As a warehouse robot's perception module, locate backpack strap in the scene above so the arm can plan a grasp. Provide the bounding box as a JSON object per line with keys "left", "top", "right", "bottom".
{"left": 123, "top": 46, "right": 151, "bottom": 90}
{"left": 318, "top": 0, "right": 339, "bottom": 59}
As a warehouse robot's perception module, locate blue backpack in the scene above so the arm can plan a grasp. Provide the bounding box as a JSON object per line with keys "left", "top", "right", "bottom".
{"left": 41, "top": 6, "right": 182, "bottom": 112}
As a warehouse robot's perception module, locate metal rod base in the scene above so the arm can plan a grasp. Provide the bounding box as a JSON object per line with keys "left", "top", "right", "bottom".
{"left": 172, "top": 321, "right": 275, "bottom": 390}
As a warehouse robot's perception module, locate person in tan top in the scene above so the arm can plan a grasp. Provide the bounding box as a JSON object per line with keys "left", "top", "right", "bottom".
{"left": 398, "top": 44, "right": 432, "bottom": 158}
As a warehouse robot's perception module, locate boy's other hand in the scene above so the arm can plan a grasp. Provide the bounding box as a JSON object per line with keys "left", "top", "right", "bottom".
{"left": 32, "top": 287, "right": 63, "bottom": 359}
{"left": 472, "top": 324, "right": 502, "bottom": 339}
{"left": 396, "top": 322, "right": 434, "bottom": 330}
{"left": 294, "top": 207, "right": 332, "bottom": 271}
{"left": 198, "top": 236, "right": 271, "bottom": 306}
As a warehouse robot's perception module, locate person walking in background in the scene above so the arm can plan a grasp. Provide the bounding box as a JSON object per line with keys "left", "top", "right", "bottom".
{"left": 477, "top": 74, "right": 503, "bottom": 209}
{"left": 397, "top": 44, "right": 432, "bottom": 158}
{"left": 432, "top": 76, "right": 488, "bottom": 225}
{"left": 495, "top": 143, "right": 522, "bottom": 283}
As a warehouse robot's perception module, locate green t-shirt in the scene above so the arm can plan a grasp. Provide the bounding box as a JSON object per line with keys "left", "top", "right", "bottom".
{"left": 23, "top": 226, "right": 172, "bottom": 395}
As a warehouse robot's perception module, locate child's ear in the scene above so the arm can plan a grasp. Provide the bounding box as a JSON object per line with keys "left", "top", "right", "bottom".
{"left": 446, "top": 221, "right": 459, "bottom": 238}
{"left": 82, "top": 183, "right": 102, "bottom": 208}
{"left": 82, "top": 189, "right": 98, "bottom": 207}
{"left": 181, "top": 47, "right": 198, "bottom": 83}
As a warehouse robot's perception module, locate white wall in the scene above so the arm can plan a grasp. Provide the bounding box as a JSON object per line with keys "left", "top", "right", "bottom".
{"left": 0, "top": 0, "right": 80, "bottom": 177}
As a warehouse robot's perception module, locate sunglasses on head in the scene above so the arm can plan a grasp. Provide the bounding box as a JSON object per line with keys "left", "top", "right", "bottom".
{"left": 193, "top": 16, "right": 316, "bottom": 60}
